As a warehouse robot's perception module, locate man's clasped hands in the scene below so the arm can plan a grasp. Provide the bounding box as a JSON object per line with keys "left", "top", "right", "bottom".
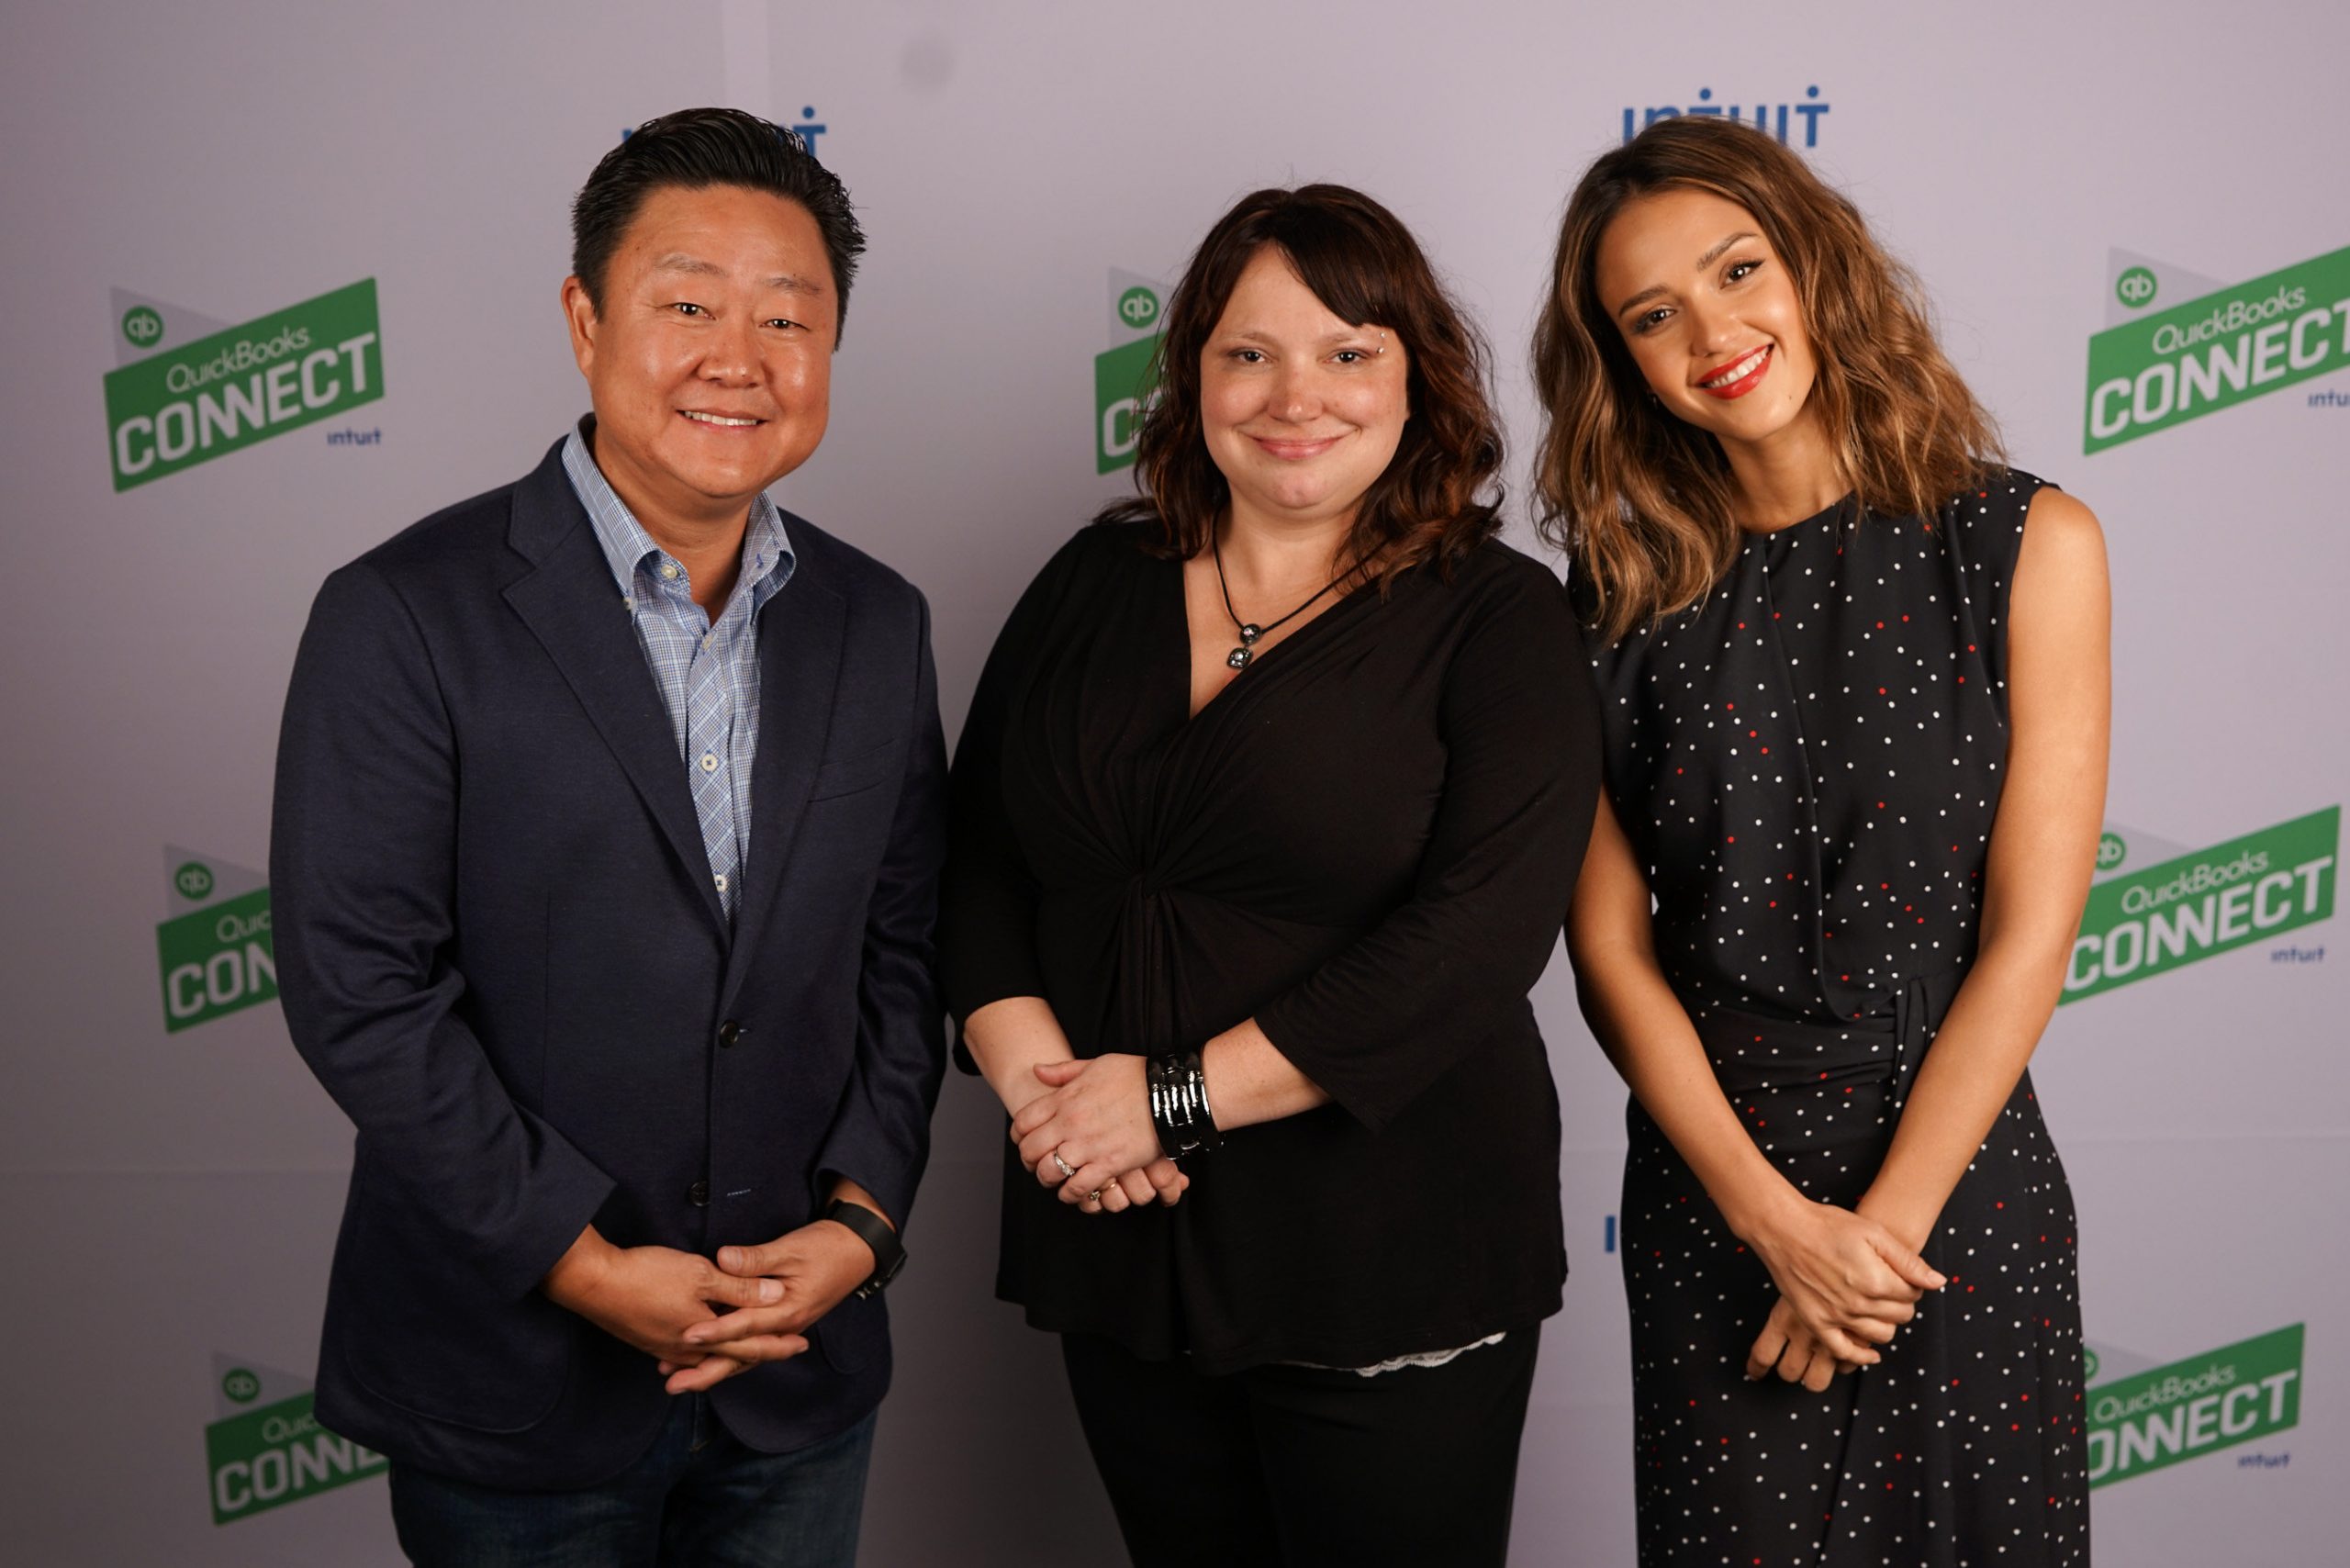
{"left": 538, "top": 1192, "right": 890, "bottom": 1394}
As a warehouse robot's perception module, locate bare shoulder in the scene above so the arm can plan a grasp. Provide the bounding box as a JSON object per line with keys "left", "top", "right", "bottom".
{"left": 2012, "top": 486, "right": 2109, "bottom": 625}
{"left": 2009, "top": 486, "right": 2110, "bottom": 696}
{"left": 2018, "top": 487, "right": 2108, "bottom": 576}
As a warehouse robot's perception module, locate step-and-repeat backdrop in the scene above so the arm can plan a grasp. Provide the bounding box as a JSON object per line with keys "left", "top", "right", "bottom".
{"left": 4, "top": 2, "right": 2344, "bottom": 1562}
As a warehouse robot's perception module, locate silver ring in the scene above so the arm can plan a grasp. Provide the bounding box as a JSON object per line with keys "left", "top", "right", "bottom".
{"left": 1085, "top": 1189, "right": 1104, "bottom": 1205}
{"left": 1050, "top": 1150, "right": 1077, "bottom": 1182}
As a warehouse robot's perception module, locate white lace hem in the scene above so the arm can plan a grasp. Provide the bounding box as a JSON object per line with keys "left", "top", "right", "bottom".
{"left": 1284, "top": 1330, "right": 1509, "bottom": 1378}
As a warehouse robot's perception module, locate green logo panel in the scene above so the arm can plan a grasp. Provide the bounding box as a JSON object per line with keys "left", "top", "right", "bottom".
{"left": 2084, "top": 246, "right": 2350, "bottom": 452}
{"left": 104, "top": 278, "right": 383, "bottom": 491}
{"left": 206, "top": 1392, "right": 386, "bottom": 1524}
{"left": 2087, "top": 1325, "right": 2302, "bottom": 1487}
{"left": 2064, "top": 807, "right": 2336, "bottom": 1002}
{"left": 1094, "top": 333, "right": 1160, "bottom": 475}
{"left": 157, "top": 886, "right": 276, "bottom": 1033}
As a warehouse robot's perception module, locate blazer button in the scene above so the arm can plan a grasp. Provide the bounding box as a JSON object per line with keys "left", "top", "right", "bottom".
{"left": 688, "top": 1181, "right": 711, "bottom": 1206}
{"left": 716, "top": 1020, "right": 743, "bottom": 1048}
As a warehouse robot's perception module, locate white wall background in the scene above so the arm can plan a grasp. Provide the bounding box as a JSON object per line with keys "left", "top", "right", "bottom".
{"left": 2, "top": 2, "right": 2345, "bottom": 1562}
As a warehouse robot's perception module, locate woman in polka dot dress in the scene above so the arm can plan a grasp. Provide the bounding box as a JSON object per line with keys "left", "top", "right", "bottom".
{"left": 1533, "top": 119, "right": 2109, "bottom": 1564}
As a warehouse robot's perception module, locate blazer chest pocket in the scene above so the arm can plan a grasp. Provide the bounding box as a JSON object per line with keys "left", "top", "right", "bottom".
{"left": 809, "top": 739, "right": 903, "bottom": 801}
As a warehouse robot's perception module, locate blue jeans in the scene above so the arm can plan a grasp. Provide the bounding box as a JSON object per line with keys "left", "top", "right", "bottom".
{"left": 387, "top": 1399, "right": 875, "bottom": 1568}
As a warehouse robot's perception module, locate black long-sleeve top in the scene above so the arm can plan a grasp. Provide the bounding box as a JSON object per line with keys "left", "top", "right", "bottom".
{"left": 939, "top": 521, "right": 1601, "bottom": 1373}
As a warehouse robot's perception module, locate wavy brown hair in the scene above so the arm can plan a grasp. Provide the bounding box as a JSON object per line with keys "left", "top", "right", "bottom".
{"left": 1101, "top": 184, "right": 1504, "bottom": 587}
{"left": 1532, "top": 118, "right": 2001, "bottom": 641}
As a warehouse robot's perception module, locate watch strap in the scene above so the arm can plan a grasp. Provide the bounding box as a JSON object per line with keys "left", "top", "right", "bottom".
{"left": 822, "top": 1198, "right": 906, "bottom": 1298}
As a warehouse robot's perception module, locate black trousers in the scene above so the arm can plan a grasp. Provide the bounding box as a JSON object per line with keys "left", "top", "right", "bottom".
{"left": 1059, "top": 1327, "right": 1540, "bottom": 1568}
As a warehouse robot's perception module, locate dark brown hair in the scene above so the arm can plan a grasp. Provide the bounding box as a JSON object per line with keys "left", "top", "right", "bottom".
{"left": 1101, "top": 185, "right": 1503, "bottom": 586}
{"left": 1531, "top": 118, "right": 2001, "bottom": 640}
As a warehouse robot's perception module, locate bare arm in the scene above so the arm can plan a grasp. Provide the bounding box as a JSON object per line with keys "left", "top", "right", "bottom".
{"left": 1567, "top": 795, "right": 1805, "bottom": 1238}
{"left": 1007, "top": 1015, "right": 1331, "bottom": 1208}
{"left": 963, "top": 995, "right": 1080, "bottom": 1116}
{"left": 1568, "top": 792, "right": 1942, "bottom": 1380}
{"left": 1856, "top": 487, "right": 2110, "bottom": 1250}
{"left": 969, "top": 996, "right": 1189, "bottom": 1212}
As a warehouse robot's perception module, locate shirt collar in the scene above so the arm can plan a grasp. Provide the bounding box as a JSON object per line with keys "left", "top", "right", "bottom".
{"left": 561, "top": 417, "right": 795, "bottom": 606}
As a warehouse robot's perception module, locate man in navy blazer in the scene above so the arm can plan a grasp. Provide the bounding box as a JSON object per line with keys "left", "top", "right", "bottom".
{"left": 272, "top": 109, "right": 946, "bottom": 1564}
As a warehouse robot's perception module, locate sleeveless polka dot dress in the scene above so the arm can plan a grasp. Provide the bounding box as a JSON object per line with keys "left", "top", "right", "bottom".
{"left": 1578, "top": 474, "right": 2089, "bottom": 1566}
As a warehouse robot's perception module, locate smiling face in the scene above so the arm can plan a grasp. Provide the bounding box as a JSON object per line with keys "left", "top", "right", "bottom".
{"left": 561, "top": 183, "right": 834, "bottom": 531}
{"left": 1198, "top": 246, "right": 1409, "bottom": 533}
{"left": 1594, "top": 187, "right": 1821, "bottom": 459}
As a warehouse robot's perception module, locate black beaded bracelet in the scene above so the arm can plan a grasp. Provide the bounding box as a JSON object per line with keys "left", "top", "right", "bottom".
{"left": 1147, "top": 1049, "right": 1224, "bottom": 1159}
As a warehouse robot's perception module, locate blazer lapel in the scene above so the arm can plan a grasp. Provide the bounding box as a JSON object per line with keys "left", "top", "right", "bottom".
{"left": 720, "top": 570, "right": 845, "bottom": 1013}
{"left": 501, "top": 445, "right": 728, "bottom": 935}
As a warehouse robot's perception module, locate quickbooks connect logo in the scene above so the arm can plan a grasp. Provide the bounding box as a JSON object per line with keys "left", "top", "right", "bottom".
{"left": 1095, "top": 269, "right": 1164, "bottom": 475}
{"left": 206, "top": 1354, "right": 384, "bottom": 1524}
{"left": 2065, "top": 808, "right": 2336, "bottom": 1001}
{"left": 2087, "top": 1326, "right": 2303, "bottom": 1487}
{"left": 158, "top": 846, "right": 275, "bottom": 1032}
{"left": 104, "top": 279, "right": 383, "bottom": 490}
{"left": 2084, "top": 245, "right": 2349, "bottom": 452}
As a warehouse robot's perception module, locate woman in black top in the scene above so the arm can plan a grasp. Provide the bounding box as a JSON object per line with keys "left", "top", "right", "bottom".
{"left": 1533, "top": 119, "right": 2107, "bottom": 1563}
{"left": 940, "top": 185, "right": 1599, "bottom": 1567}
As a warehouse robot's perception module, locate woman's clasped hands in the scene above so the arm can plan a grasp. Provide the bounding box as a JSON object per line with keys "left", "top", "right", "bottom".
{"left": 1011, "top": 1053, "right": 1189, "bottom": 1214}
{"left": 1740, "top": 1197, "right": 1946, "bottom": 1393}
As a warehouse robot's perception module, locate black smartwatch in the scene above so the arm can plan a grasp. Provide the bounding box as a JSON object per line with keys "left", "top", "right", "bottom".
{"left": 822, "top": 1199, "right": 906, "bottom": 1299}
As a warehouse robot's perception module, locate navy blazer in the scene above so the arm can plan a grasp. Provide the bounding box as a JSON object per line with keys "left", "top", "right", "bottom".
{"left": 271, "top": 437, "right": 947, "bottom": 1488}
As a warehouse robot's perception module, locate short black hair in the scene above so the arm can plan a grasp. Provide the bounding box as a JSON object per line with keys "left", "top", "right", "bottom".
{"left": 571, "top": 106, "right": 866, "bottom": 338}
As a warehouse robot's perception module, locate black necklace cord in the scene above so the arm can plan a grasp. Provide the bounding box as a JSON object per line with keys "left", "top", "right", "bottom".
{"left": 1210, "top": 529, "right": 1355, "bottom": 670}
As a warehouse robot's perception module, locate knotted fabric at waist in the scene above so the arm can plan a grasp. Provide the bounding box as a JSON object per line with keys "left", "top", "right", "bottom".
{"left": 1691, "top": 969, "right": 1967, "bottom": 1098}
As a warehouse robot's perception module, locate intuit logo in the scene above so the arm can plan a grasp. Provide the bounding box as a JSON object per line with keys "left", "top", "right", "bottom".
{"left": 104, "top": 280, "right": 384, "bottom": 491}
{"left": 1619, "top": 86, "right": 1831, "bottom": 147}
{"left": 2083, "top": 245, "right": 2350, "bottom": 452}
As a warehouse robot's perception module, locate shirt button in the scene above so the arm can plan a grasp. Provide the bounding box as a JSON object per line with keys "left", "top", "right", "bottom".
{"left": 712, "top": 873, "right": 729, "bottom": 895}
{"left": 660, "top": 562, "right": 681, "bottom": 581}
{"left": 717, "top": 1020, "right": 743, "bottom": 1047}
{"left": 699, "top": 752, "right": 720, "bottom": 773}
{"left": 688, "top": 1181, "right": 711, "bottom": 1207}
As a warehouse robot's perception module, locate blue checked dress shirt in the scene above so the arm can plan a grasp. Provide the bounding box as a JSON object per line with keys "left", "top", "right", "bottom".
{"left": 562, "top": 423, "right": 796, "bottom": 916}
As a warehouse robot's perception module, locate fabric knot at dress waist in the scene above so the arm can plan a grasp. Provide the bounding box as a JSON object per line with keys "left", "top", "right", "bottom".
{"left": 1694, "top": 969, "right": 1965, "bottom": 1099}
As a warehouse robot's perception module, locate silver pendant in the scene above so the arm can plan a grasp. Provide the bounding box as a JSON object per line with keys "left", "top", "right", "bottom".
{"left": 1226, "top": 646, "right": 1252, "bottom": 669}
